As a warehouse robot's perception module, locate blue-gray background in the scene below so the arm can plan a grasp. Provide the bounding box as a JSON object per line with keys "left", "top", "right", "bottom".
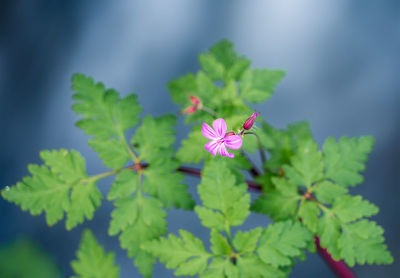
{"left": 1, "top": 1, "right": 399, "bottom": 277}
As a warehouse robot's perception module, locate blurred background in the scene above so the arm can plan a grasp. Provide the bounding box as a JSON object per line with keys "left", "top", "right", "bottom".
{"left": 0, "top": 0, "right": 399, "bottom": 277}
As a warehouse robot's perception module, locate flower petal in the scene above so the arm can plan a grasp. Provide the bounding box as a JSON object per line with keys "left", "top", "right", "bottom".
{"left": 183, "top": 106, "right": 196, "bottom": 114}
{"left": 218, "top": 144, "right": 234, "bottom": 158}
{"left": 205, "top": 141, "right": 220, "bottom": 156}
{"left": 212, "top": 118, "right": 227, "bottom": 137}
{"left": 202, "top": 123, "right": 219, "bottom": 140}
{"left": 224, "top": 135, "right": 242, "bottom": 150}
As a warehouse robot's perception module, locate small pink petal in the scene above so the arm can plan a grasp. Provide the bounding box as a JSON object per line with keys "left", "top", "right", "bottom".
{"left": 218, "top": 144, "right": 234, "bottom": 158}
{"left": 212, "top": 118, "right": 227, "bottom": 137}
{"left": 189, "top": 95, "right": 201, "bottom": 105}
{"left": 205, "top": 141, "right": 220, "bottom": 156}
{"left": 224, "top": 135, "right": 242, "bottom": 150}
{"left": 202, "top": 123, "right": 219, "bottom": 140}
{"left": 183, "top": 106, "right": 196, "bottom": 114}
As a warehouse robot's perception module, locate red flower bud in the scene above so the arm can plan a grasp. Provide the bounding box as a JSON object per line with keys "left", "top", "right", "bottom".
{"left": 189, "top": 95, "right": 201, "bottom": 105}
{"left": 243, "top": 113, "right": 259, "bottom": 130}
{"left": 182, "top": 95, "right": 202, "bottom": 114}
{"left": 182, "top": 106, "right": 197, "bottom": 114}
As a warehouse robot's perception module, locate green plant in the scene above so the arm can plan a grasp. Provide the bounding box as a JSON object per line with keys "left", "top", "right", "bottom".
{"left": 2, "top": 40, "right": 393, "bottom": 277}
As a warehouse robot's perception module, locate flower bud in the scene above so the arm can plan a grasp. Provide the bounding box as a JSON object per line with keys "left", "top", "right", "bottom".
{"left": 182, "top": 95, "right": 202, "bottom": 114}
{"left": 189, "top": 95, "right": 201, "bottom": 105}
{"left": 242, "top": 113, "right": 259, "bottom": 130}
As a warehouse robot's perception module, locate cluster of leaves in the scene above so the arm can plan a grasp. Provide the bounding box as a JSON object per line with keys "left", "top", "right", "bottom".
{"left": 143, "top": 159, "right": 312, "bottom": 277}
{"left": 3, "top": 74, "right": 194, "bottom": 277}
{"left": 1, "top": 39, "right": 393, "bottom": 278}
{"left": 252, "top": 134, "right": 393, "bottom": 266}
{"left": 170, "top": 40, "right": 285, "bottom": 162}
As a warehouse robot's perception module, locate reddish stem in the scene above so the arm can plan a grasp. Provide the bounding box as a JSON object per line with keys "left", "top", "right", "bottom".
{"left": 176, "top": 165, "right": 262, "bottom": 191}
{"left": 315, "top": 237, "right": 357, "bottom": 278}
{"left": 130, "top": 163, "right": 355, "bottom": 277}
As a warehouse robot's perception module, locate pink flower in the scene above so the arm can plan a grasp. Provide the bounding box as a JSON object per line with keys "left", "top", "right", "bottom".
{"left": 202, "top": 118, "right": 242, "bottom": 158}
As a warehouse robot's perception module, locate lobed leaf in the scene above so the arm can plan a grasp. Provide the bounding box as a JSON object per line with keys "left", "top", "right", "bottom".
{"left": 72, "top": 74, "right": 142, "bottom": 169}
{"left": 132, "top": 115, "right": 177, "bottom": 163}
{"left": 239, "top": 69, "right": 285, "bottom": 103}
{"left": 142, "top": 229, "right": 210, "bottom": 277}
{"left": 72, "top": 74, "right": 142, "bottom": 138}
{"left": 2, "top": 149, "right": 101, "bottom": 230}
{"left": 323, "top": 136, "right": 374, "bottom": 187}
{"left": 283, "top": 140, "right": 323, "bottom": 189}
{"left": 233, "top": 227, "right": 263, "bottom": 254}
{"left": 71, "top": 229, "right": 119, "bottom": 278}
{"left": 298, "top": 200, "right": 320, "bottom": 233}
{"left": 196, "top": 158, "right": 250, "bottom": 228}
{"left": 119, "top": 196, "right": 167, "bottom": 277}
{"left": 142, "top": 163, "right": 194, "bottom": 210}
{"left": 257, "top": 220, "right": 313, "bottom": 267}
{"left": 331, "top": 195, "right": 379, "bottom": 223}
{"left": 313, "top": 181, "right": 348, "bottom": 204}
{"left": 251, "top": 177, "right": 300, "bottom": 220}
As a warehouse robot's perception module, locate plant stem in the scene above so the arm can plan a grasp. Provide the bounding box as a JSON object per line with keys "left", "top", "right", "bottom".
{"left": 243, "top": 132, "right": 267, "bottom": 166}
{"left": 224, "top": 219, "right": 233, "bottom": 246}
{"left": 81, "top": 168, "right": 121, "bottom": 184}
{"left": 315, "top": 236, "right": 357, "bottom": 278}
{"left": 240, "top": 150, "right": 261, "bottom": 177}
{"left": 201, "top": 106, "right": 217, "bottom": 117}
{"left": 118, "top": 128, "right": 140, "bottom": 163}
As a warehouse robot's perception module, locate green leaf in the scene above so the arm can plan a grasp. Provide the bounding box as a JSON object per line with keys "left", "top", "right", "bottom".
{"left": 200, "top": 257, "right": 237, "bottom": 278}
{"left": 338, "top": 220, "right": 393, "bottom": 266}
{"left": 199, "top": 53, "right": 225, "bottom": 80}
{"left": 210, "top": 230, "right": 232, "bottom": 255}
{"left": 257, "top": 220, "right": 312, "bottom": 267}
{"left": 283, "top": 140, "right": 323, "bottom": 188}
{"left": 88, "top": 139, "right": 131, "bottom": 169}
{"left": 118, "top": 196, "right": 167, "bottom": 277}
{"left": 142, "top": 229, "right": 210, "bottom": 277}
{"left": 66, "top": 182, "right": 102, "bottom": 230}
{"left": 168, "top": 73, "right": 197, "bottom": 105}
{"left": 71, "top": 229, "right": 119, "bottom": 278}
{"left": 259, "top": 121, "right": 313, "bottom": 171}
{"left": 332, "top": 195, "right": 379, "bottom": 223}
{"left": 109, "top": 197, "right": 138, "bottom": 236}
{"left": 142, "top": 163, "right": 194, "bottom": 210}
{"left": 317, "top": 210, "right": 393, "bottom": 266}
{"left": 132, "top": 115, "right": 177, "bottom": 162}
{"left": 196, "top": 158, "right": 250, "bottom": 227}
{"left": 194, "top": 206, "right": 225, "bottom": 231}
{"left": 72, "top": 74, "right": 142, "bottom": 139}
{"left": 72, "top": 74, "right": 141, "bottom": 168}
{"left": 2, "top": 149, "right": 100, "bottom": 229}
{"left": 313, "top": 181, "right": 348, "bottom": 204}
{"left": 177, "top": 125, "right": 208, "bottom": 163}
{"left": 233, "top": 228, "right": 263, "bottom": 254}
{"left": 323, "top": 136, "right": 374, "bottom": 187}
{"left": 40, "top": 149, "right": 86, "bottom": 182}
{"left": 239, "top": 69, "right": 285, "bottom": 103}
{"left": 237, "top": 254, "right": 286, "bottom": 278}
{"left": 0, "top": 239, "right": 60, "bottom": 278}
{"left": 207, "top": 39, "right": 251, "bottom": 81}
{"left": 298, "top": 200, "right": 320, "bottom": 233}
{"left": 107, "top": 170, "right": 138, "bottom": 200}
{"left": 317, "top": 212, "right": 341, "bottom": 259}
{"left": 251, "top": 177, "right": 300, "bottom": 220}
